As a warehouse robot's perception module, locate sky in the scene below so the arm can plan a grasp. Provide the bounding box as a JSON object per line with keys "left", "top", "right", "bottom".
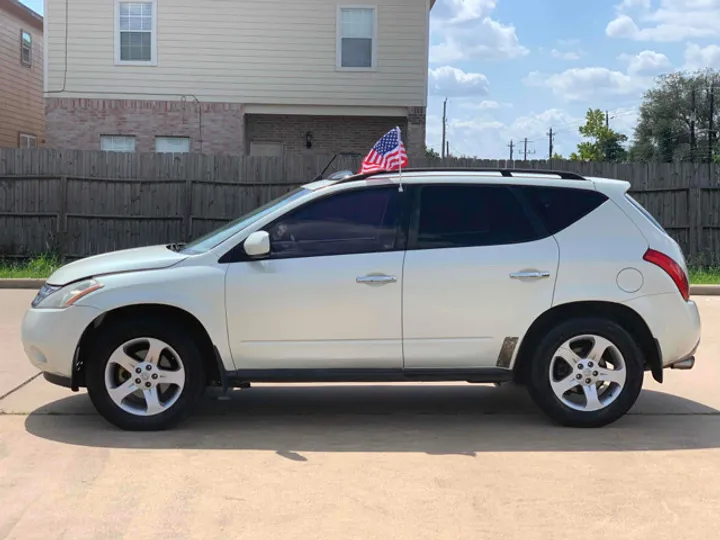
{"left": 20, "top": 0, "right": 720, "bottom": 159}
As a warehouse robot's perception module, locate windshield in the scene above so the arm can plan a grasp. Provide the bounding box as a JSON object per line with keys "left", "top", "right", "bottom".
{"left": 181, "top": 187, "right": 311, "bottom": 254}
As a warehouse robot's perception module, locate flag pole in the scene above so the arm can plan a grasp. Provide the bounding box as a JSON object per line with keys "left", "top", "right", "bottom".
{"left": 397, "top": 126, "right": 404, "bottom": 193}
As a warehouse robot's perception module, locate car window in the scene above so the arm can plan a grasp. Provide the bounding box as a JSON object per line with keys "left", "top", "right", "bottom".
{"left": 414, "top": 184, "right": 539, "bottom": 249}
{"left": 518, "top": 185, "right": 608, "bottom": 235}
{"left": 266, "top": 186, "right": 402, "bottom": 258}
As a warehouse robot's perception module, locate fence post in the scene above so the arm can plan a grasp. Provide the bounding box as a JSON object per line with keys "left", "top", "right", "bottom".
{"left": 689, "top": 164, "right": 704, "bottom": 265}
{"left": 56, "top": 176, "right": 68, "bottom": 260}
{"left": 184, "top": 177, "right": 193, "bottom": 241}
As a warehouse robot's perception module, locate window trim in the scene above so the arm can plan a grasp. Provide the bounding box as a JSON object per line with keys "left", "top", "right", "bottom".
{"left": 406, "top": 183, "right": 546, "bottom": 251}
{"left": 220, "top": 184, "right": 409, "bottom": 263}
{"left": 20, "top": 29, "right": 32, "bottom": 68}
{"left": 336, "top": 5, "right": 378, "bottom": 71}
{"left": 18, "top": 132, "right": 38, "bottom": 148}
{"left": 100, "top": 134, "right": 137, "bottom": 153}
{"left": 114, "top": 0, "right": 158, "bottom": 66}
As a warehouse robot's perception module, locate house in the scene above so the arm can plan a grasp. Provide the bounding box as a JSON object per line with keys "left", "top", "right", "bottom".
{"left": 44, "top": 0, "right": 433, "bottom": 160}
{"left": 0, "top": 0, "right": 43, "bottom": 148}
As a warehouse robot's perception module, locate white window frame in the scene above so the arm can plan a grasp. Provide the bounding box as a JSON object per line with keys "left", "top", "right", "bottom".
{"left": 19, "top": 133, "right": 37, "bottom": 148}
{"left": 100, "top": 135, "right": 136, "bottom": 153}
{"left": 114, "top": 0, "right": 158, "bottom": 66}
{"left": 336, "top": 5, "right": 377, "bottom": 71}
{"left": 156, "top": 136, "right": 191, "bottom": 153}
{"left": 20, "top": 29, "right": 32, "bottom": 68}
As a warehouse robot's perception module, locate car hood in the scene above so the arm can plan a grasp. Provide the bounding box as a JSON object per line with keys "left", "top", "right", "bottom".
{"left": 47, "top": 245, "right": 188, "bottom": 286}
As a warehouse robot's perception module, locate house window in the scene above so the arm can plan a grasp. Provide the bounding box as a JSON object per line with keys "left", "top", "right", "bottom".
{"left": 156, "top": 136, "right": 190, "bottom": 153}
{"left": 20, "top": 30, "right": 32, "bottom": 67}
{"left": 116, "top": 1, "right": 156, "bottom": 64}
{"left": 337, "top": 6, "right": 376, "bottom": 69}
{"left": 19, "top": 133, "right": 37, "bottom": 148}
{"left": 101, "top": 135, "right": 136, "bottom": 152}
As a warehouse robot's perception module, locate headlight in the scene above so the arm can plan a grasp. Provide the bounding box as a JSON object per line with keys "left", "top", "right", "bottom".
{"left": 33, "top": 279, "right": 104, "bottom": 309}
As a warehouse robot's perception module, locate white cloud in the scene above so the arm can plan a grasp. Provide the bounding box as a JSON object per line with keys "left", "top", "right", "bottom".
{"left": 607, "top": 15, "right": 641, "bottom": 38}
{"left": 459, "top": 100, "right": 513, "bottom": 111}
{"left": 619, "top": 50, "right": 672, "bottom": 74}
{"left": 607, "top": 0, "right": 720, "bottom": 41}
{"left": 430, "top": 0, "right": 528, "bottom": 62}
{"left": 428, "top": 66, "right": 490, "bottom": 97}
{"left": 524, "top": 67, "right": 641, "bottom": 101}
{"left": 617, "top": 0, "right": 651, "bottom": 11}
{"left": 425, "top": 106, "right": 583, "bottom": 159}
{"left": 551, "top": 48, "right": 581, "bottom": 60}
{"left": 684, "top": 42, "right": 720, "bottom": 70}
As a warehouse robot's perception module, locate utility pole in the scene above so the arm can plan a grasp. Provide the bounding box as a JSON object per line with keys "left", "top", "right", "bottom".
{"left": 606, "top": 110, "right": 610, "bottom": 129}
{"left": 446, "top": 141, "right": 450, "bottom": 158}
{"left": 441, "top": 97, "right": 447, "bottom": 159}
{"left": 508, "top": 140, "right": 514, "bottom": 160}
{"left": 523, "top": 138, "right": 529, "bottom": 160}
{"left": 691, "top": 86, "right": 697, "bottom": 160}
{"left": 709, "top": 84, "right": 715, "bottom": 163}
{"left": 548, "top": 128, "right": 554, "bottom": 159}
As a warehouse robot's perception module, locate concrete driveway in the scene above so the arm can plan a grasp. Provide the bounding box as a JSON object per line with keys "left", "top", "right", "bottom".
{"left": 2, "top": 290, "right": 720, "bottom": 539}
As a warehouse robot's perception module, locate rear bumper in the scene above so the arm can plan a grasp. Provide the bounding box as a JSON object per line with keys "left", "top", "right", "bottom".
{"left": 624, "top": 292, "right": 702, "bottom": 368}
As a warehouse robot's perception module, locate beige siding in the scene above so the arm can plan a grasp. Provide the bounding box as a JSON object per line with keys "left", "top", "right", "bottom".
{"left": 46, "top": 0, "right": 429, "bottom": 107}
{"left": 0, "top": 2, "right": 44, "bottom": 147}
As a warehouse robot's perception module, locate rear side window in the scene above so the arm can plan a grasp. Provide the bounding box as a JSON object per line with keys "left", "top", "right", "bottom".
{"left": 518, "top": 185, "right": 608, "bottom": 235}
{"left": 413, "top": 184, "right": 539, "bottom": 249}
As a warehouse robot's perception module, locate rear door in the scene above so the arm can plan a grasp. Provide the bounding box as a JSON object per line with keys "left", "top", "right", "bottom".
{"left": 402, "top": 183, "right": 559, "bottom": 369}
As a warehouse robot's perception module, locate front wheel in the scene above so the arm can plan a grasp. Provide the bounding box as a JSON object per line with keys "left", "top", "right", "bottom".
{"left": 525, "top": 317, "right": 645, "bottom": 428}
{"left": 86, "top": 318, "right": 206, "bottom": 431}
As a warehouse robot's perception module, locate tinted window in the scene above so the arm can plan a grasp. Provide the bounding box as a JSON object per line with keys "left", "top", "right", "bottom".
{"left": 414, "top": 185, "right": 539, "bottom": 249}
{"left": 519, "top": 185, "right": 608, "bottom": 235}
{"left": 266, "top": 187, "right": 401, "bottom": 258}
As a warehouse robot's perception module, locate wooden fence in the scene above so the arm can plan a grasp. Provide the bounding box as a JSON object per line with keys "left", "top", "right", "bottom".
{"left": 2, "top": 148, "right": 720, "bottom": 263}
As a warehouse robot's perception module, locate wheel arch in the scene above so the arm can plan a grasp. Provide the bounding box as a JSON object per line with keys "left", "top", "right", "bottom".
{"left": 72, "top": 303, "right": 225, "bottom": 390}
{"left": 512, "top": 300, "right": 662, "bottom": 384}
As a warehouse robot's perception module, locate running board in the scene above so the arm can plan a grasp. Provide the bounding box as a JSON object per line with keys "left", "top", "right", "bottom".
{"left": 225, "top": 367, "right": 514, "bottom": 385}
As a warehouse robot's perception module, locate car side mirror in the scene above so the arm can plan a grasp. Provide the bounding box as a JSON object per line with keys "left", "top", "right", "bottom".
{"left": 243, "top": 230, "right": 270, "bottom": 257}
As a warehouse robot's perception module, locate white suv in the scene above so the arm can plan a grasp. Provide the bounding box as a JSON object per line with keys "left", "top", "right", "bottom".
{"left": 21, "top": 168, "right": 701, "bottom": 431}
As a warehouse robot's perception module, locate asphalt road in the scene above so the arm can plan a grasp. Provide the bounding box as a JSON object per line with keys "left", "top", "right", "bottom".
{"left": 2, "top": 290, "right": 720, "bottom": 539}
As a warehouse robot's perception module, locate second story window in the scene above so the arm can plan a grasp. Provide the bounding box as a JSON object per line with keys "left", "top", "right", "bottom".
{"left": 338, "top": 7, "right": 376, "bottom": 70}
{"left": 20, "top": 30, "right": 32, "bottom": 67}
{"left": 116, "top": 1, "right": 156, "bottom": 65}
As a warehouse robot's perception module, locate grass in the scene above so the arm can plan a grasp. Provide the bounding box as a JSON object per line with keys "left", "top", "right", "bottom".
{"left": 688, "top": 267, "right": 720, "bottom": 285}
{"left": 0, "top": 255, "right": 720, "bottom": 285}
{"left": 0, "top": 255, "right": 61, "bottom": 279}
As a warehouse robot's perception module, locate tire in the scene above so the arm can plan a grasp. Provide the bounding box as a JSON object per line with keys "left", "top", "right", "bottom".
{"left": 85, "top": 317, "right": 206, "bottom": 431}
{"left": 525, "top": 316, "right": 644, "bottom": 428}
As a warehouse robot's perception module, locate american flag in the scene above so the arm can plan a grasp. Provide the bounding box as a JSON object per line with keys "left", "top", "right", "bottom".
{"left": 358, "top": 127, "right": 409, "bottom": 174}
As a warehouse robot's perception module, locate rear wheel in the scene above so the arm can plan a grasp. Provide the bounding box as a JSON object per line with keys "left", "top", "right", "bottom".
{"left": 86, "top": 318, "right": 206, "bottom": 431}
{"left": 525, "top": 317, "right": 644, "bottom": 428}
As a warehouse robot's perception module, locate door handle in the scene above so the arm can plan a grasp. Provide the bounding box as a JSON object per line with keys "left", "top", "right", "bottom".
{"left": 356, "top": 274, "right": 397, "bottom": 284}
{"left": 510, "top": 271, "right": 551, "bottom": 279}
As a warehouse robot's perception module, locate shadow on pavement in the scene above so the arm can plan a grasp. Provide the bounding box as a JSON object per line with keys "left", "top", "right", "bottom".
{"left": 23, "top": 384, "right": 720, "bottom": 455}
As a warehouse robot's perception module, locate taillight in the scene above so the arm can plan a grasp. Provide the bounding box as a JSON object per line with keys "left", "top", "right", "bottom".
{"left": 643, "top": 248, "right": 690, "bottom": 301}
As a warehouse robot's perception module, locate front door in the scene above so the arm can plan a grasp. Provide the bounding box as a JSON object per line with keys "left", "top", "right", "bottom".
{"left": 225, "top": 184, "right": 406, "bottom": 370}
{"left": 402, "top": 183, "right": 559, "bottom": 369}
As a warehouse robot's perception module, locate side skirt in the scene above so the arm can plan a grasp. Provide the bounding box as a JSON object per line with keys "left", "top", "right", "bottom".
{"left": 225, "top": 367, "right": 514, "bottom": 386}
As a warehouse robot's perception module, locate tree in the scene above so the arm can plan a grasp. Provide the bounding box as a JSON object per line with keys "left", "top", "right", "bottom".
{"left": 425, "top": 147, "right": 441, "bottom": 160}
{"left": 630, "top": 69, "right": 720, "bottom": 162}
{"left": 551, "top": 152, "right": 565, "bottom": 160}
{"left": 570, "top": 108, "right": 628, "bottom": 162}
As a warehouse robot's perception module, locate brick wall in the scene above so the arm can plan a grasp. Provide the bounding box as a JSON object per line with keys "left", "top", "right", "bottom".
{"left": 45, "top": 98, "right": 245, "bottom": 154}
{"left": 45, "top": 98, "right": 427, "bottom": 159}
{"left": 245, "top": 114, "right": 413, "bottom": 156}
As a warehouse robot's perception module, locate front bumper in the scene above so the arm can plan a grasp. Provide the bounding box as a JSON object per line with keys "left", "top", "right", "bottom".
{"left": 21, "top": 305, "right": 101, "bottom": 379}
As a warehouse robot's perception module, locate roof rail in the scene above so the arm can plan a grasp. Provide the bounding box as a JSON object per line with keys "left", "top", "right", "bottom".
{"left": 339, "top": 167, "right": 587, "bottom": 183}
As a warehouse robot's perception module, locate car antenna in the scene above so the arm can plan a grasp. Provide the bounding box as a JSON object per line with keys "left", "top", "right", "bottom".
{"left": 313, "top": 152, "right": 362, "bottom": 181}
